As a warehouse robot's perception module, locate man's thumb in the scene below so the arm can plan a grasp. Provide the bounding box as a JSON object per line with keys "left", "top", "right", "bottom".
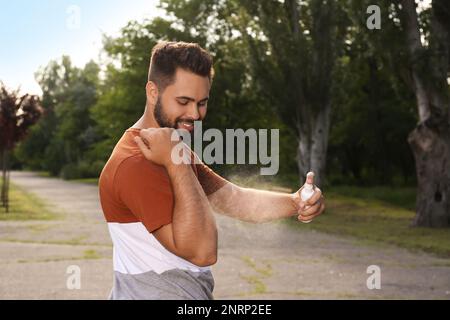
{"left": 305, "top": 171, "right": 315, "bottom": 185}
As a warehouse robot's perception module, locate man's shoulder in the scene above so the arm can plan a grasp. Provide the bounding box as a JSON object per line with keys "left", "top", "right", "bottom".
{"left": 110, "top": 131, "right": 163, "bottom": 175}
{"left": 107, "top": 153, "right": 172, "bottom": 199}
{"left": 116, "top": 153, "right": 169, "bottom": 181}
{"left": 99, "top": 131, "right": 171, "bottom": 198}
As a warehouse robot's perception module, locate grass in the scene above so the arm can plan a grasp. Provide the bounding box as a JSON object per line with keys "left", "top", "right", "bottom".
{"left": 229, "top": 175, "right": 450, "bottom": 258}
{"left": 241, "top": 256, "right": 273, "bottom": 277}
{"left": 291, "top": 187, "right": 450, "bottom": 258}
{"left": 13, "top": 248, "right": 103, "bottom": 264}
{"left": 27, "top": 224, "right": 53, "bottom": 233}
{"left": 325, "top": 185, "right": 417, "bottom": 210}
{"left": 83, "top": 249, "right": 102, "bottom": 259}
{"left": 0, "top": 238, "right": 112, "bottom": 247}
{"left": 0, "top": 183, "right": 58, "bottom": 221}
{"left": 239, "top": 256, "right": 273, "bottom": 295}
{"left": 239, "top": 275, "right": 267, "bottom": 294}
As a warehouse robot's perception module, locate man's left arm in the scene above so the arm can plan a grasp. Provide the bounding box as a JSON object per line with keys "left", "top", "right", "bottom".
{"left": 207, "top": 173, "right": 325, "bottom": 223}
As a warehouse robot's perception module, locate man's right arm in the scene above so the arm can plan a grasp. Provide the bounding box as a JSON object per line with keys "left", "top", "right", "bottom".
{"left": 153, "top": 162, "right": 217, "bottom": 267}
{"left": 134, "top": 128, "right": 217, "bottom": 267}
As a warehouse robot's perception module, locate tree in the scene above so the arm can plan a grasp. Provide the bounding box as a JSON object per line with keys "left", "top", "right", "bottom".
{"left": 337, "top": 0, "right": 449, "bottom": 226}
{"left": 0, "top": 84, "right": 42, "bottom": 212}
{"left": 235, "top": 0, "right": 348, "bottom": 186}
{"left": 399, "top": 0, "right": 450, "bottom": 227}
{"left": 91, "top": 14, "right": 290, "bottom": 176}
{"left": 328, "top": 0, "right": 417, "bottom": 186}
{"left": 157, "top": 0, "right": 348, "bottom": 186}
{"left": 15, "top": 57, "right": 102, "bottom": 179}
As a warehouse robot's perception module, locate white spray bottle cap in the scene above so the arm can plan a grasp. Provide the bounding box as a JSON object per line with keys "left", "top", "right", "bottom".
{"left": 301, "top": 172, "right": 315, "bottom": 201}
{"left": 300, "top": 172, "right": 315, "bottom": 223}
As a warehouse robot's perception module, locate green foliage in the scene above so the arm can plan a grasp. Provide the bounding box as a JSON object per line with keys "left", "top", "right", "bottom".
{"left": 13, "top": 0, "right": 432, "bottom": 186}
{"left": 60, "top": 160, "right": 105, "bottom": 180}
{"left": 90, "top": 18, "right": 195, "bottom": 158}
{"left": 15, "top": 57, "right": 102, "bottom": 178}
{"left": 329, "top": 54, "right": 417, "bottom": 185}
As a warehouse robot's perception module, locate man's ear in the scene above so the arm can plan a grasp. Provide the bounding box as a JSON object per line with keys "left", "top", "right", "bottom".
{"left": 145, "top": 81, "right": 159, "bottom": 106}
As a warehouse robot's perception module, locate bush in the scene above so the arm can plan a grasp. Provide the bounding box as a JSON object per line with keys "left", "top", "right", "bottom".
{"left": 60, "top": 160, "right": 105, "bottom": 180}
{"left": 60, "top": 163, "right": 80, "bottom": 180}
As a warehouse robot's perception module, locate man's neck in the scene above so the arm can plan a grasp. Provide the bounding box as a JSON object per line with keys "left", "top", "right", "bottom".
{"left": 132, "top": 108, "right": 159, "bottom": 130}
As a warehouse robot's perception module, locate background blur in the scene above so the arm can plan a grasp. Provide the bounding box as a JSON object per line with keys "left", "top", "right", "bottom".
{"left": 0, "top": 0, "right": 449, "bottom": 299}
{"left": 3, "top": 0, "right": 423, "bottom": 184}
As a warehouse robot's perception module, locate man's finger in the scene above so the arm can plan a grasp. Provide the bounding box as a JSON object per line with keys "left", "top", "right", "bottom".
{"left": 299, "top": 200, "right": 321, "bottom": 217}
{"left": 319, "top": 202, "right": 325, "bottom": 214}
{"left": 140, "top": 128, "right": 155, "bottom": 140}
{"left": 134, "top": 136, "right": 152, "bottom": 158}
{"left": 298, "top": 203, "right": 325, "bottom": 222}
{"left": 305, "top": 189, "right": 322, "bottom": 206}
{"left": 298, "top": 211, "right": 319, "bottom": 223}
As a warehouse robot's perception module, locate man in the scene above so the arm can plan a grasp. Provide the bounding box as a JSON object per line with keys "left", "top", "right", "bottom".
{"left": 99, "top": 41, "right": 325, "bottom": 300}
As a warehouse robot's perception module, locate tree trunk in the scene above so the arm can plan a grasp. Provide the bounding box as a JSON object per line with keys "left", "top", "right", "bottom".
{"left": 297, "top": 130, "right": 311, "bottom": 184}
{"left": 408, "top": 122, "right": 450, "bottom": 227}
{"left": 310, "top": 105, "right": 331, "bottom": 187}
{"left": 1, "top": 150, "right": 10, "bottom": 213}
{"left": 250, "top": 0, "right": 336, "bottom": 188}
{"left": 5, "top": 150, "right": 10, "bottom": 213}
{"left": 294, "top": 0, "right": 334, "bottom": 187}
{"left": 0, "top": 150, "right": 3, "bottom": 208}
{"left": 400, "top": 0, "right": 450, "bottom": 227}
{"left": 1, "top": 149, "right": 6, "bottom": 211}
{"left": 297, "top": 104, "right": 331, "bottom": 187}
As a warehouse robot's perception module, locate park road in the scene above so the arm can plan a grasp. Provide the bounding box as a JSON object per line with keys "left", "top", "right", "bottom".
{"left": 0, "top": 171, "right": 449, "bottom": 299}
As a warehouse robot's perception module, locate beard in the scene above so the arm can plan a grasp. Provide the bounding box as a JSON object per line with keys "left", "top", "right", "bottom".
{"left": 153, "top": 97, "right": 198, "bottom": 136}
{"left": 153, "top": 97, "right": 175, "bottom": 128}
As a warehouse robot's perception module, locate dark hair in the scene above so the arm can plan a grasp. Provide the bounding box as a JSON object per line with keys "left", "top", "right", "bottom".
{"left": 148, "top": 41, "right": 214, "bottom": 93}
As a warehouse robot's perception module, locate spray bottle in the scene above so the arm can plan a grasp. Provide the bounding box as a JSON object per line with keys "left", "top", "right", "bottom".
{"left": 300, "top": 172, "right": 315, "bottom": 223}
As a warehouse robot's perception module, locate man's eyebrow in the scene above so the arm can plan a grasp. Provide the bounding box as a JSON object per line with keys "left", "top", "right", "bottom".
{"left": 176, "top": 96, "right": 209, "bottom": 103}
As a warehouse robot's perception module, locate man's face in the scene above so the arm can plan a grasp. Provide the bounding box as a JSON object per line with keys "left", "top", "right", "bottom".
{"left": 153, "top": 68, "right": 210, "bottom": 133}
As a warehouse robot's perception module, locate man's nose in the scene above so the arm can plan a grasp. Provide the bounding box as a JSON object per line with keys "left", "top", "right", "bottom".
{"left": 185, "top": 102, "right": 200, "bottom": 120}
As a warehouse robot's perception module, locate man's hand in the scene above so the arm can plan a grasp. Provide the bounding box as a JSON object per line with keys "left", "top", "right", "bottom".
{"left": 134, "top": 128, "right": 180, "bottom": 168}
{"left": 292, "top": 172, "right": 325, "bottom": 223}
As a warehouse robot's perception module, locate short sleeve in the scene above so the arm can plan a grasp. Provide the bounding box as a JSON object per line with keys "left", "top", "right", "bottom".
{"left": 195, "top": 162, "right": 228, "bottom": 196}
{"left": 115, "top": 155, "right": 174, "bottom": 233}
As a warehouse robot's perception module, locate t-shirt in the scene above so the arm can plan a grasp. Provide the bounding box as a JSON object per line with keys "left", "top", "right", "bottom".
{"left": 98, "top": 127, "right": 227, "bottom": 300}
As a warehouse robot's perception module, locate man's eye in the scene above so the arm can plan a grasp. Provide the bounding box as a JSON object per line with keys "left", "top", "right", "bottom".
{"left": 178, "top": 101, "right": 188, "bottom": 106}
{"left": 198, "top": 102, "right": 207, "bottom": 107}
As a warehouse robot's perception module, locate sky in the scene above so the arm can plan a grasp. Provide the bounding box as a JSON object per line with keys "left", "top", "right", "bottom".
{"left": 0, "top": 1, "right": 438, "bottom": 96}
{"left": 0, "top": 0, "right": 163, "bottom": 95}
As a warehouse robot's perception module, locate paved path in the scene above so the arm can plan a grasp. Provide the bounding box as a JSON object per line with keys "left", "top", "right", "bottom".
{"left": 1, "top": 171, "right": 449, "bottom": 299}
